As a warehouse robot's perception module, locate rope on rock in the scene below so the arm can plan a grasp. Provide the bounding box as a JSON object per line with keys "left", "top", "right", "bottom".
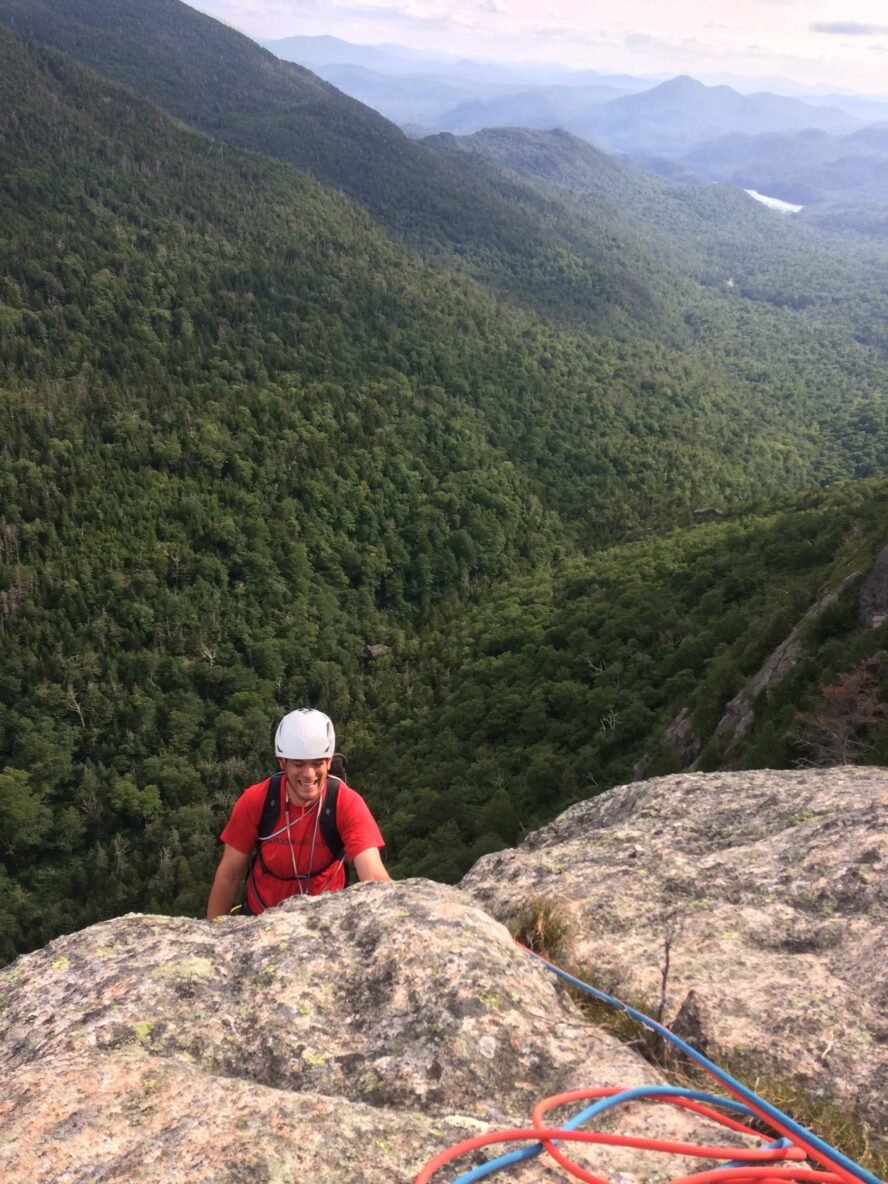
{"left": 414, "top": 946, "right": 884, "bottom": 1184}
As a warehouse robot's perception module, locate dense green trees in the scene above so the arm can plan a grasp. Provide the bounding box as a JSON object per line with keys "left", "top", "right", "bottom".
{"left": 358, "top": 482, "right": 888, "bottom": 881}
{"left": 0, "top": 18, "right": 886, "bottom": 964}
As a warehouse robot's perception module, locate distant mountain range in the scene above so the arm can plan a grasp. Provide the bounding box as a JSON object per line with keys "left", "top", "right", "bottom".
{"left": 679, "top": 126, "right": 888, "bottom": 207}
{"left": 314, "top": 65, "right": 627, "bottom": 137}
{"left": 262, "top": 35, "right": 658, "bottom": 92}
{"left": 264, "top": 34, "right": 888, "bottom": 229}
{"left": 0, "top": 0, "right": 663, "bottom": 332}
{"left": 571, "top": 75, "right": 859, "bottom": 155}
{"left": 263, "top": 34, "right": 888, "bottom": 144}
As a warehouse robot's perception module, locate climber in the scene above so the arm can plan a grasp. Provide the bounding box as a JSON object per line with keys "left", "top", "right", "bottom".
{"left": 206, "top": 708, "right": 390, "bottom": 918}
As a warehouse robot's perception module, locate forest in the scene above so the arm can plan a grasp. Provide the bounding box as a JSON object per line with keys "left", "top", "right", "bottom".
{"left": 0, "top": 6, "right": 886, "bottom": 964}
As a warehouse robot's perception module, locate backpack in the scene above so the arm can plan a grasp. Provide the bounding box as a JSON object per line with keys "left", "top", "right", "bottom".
{"left": 245, "top": 772, "right": 346, "bottom": 912}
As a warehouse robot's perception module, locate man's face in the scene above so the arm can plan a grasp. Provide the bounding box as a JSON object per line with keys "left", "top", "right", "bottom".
{"left": 278, "top": 757, "right": 331, "bottom": 806}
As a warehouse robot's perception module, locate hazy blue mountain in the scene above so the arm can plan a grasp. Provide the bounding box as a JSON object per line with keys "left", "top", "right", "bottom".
{"left": 429, "top": 73, "right": 856, "bottom": 148}
{"left": 262, "top": 34, "right": 657, "bottom": 91}
{"left": 262, "top": 45, "right": 644, "bottom": 138}
{"left": 848, "top": 126, "right": 888, "bottom": 152}
{"left": 802, "top": 94, "right": 888, "bottom": 123}
{"left": 259, "top": 34, "right": 456, "bottom": 75}
{"left": 308, "top": 64, "right": 631, "bottom": 137}
{"left": 430, "top": 83, "right": 627, "bottom": 135}
{"left": 310, "top": 63, "right": 536, "bottom": 129}
{"left": 267, "top": 53, "right": 859, "bottom": 161}
{"left": 574, "top": 76, "right": 861, "bottom": 155}
{"left": 262, "top": 34, "right": 654, "bottom": 134}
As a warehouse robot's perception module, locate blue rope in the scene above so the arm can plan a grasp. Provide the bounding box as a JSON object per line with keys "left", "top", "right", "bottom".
{"left": 448, "top": 1085, "right": 763, "bottom": 1184}
{"left": 524, "top": 951, "right": 881, "bottom": 1184}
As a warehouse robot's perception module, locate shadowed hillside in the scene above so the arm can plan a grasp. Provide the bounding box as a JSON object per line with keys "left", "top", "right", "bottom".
{"left": 0, "top": 0, "right": 667, "bottom": 333}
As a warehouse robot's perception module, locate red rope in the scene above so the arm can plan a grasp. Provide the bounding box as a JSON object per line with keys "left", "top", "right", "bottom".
{"left": 414, "top": 1085, "right": 855, "bottom": 1184}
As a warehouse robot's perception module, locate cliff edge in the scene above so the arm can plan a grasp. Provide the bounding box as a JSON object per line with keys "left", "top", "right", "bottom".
{"left": 1, "top": 767, "right": 885, "bottom": 1181}
{"left": 462, "top": 766, "right": 887, "bottom": 1145}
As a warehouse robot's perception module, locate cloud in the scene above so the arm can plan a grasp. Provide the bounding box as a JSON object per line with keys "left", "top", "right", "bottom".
{"left": 810, "top": 21, "right": 888, "bottom": 35}
{"left": 624, "top": 32, "right": 663, "bottom": 49}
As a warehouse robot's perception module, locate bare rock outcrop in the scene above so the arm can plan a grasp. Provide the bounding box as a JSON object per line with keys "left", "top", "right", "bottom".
{"left": 636, "top": 567, "right": 874, "bottom": 775}
{"left": 859, "top": 543, "right": 888, "bottom": 628}
{"left": 0, "top": 880, "right": 713, "bottom": 1184}
{"left": 633, "top": 706, "right": 702, "bottom": 779}
{"left": 461, "top": 767, "right": 888, "bottom": 1145}
{"left": 700, "top": 572, "right": 863, "bottom": 764}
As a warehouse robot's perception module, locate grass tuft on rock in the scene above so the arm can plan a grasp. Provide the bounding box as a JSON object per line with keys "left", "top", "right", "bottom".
{"left": 507, "top": 897, "right": 885, "bottom": 1180}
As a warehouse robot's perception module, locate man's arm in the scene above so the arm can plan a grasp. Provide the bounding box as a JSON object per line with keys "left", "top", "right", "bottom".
{"left": 206, "top": 844, "right": 251, "bottom": 918}
{"left": 352, "top": 847, "right": 392, "bottom": 883}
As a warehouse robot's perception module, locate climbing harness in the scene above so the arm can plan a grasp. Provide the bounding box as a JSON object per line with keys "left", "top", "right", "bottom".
{"left": 415, "top": 946, "right": 884, "bottom": 1184}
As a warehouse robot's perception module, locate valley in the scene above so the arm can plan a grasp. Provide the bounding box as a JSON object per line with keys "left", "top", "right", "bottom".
{"left": 0, "top": 0, "right": 886, "bottom": 961}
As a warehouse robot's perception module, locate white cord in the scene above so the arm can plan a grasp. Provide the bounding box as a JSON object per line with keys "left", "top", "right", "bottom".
{"left": 285, "top": 787, "right": 323, "bottom": 892}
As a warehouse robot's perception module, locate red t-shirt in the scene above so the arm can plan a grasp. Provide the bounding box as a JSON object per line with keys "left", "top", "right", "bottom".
{"left": 221, "top": 776, "right": 385, "bottom": 914}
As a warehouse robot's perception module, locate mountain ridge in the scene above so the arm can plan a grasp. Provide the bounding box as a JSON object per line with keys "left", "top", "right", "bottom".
{"left": 0, "top": 0, "right": 667, "bottom": 334}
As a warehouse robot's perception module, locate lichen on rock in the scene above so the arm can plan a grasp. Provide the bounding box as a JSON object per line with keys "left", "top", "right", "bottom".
{"left": 461, "top": 766, "right": 888, "bottom": 1148}
{"left": 2, "top": 768, "right": 883, "bottom": 1182}
{"left": 0, "top": 879, "right": 702, "bottom": 1183}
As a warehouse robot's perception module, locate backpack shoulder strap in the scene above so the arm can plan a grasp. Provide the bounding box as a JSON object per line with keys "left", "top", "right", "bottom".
{"left": 258, "top": 771, "right": 285, "bottom": 841}
{"left": 319, "top": 776, "right": 344, "bottom": 859}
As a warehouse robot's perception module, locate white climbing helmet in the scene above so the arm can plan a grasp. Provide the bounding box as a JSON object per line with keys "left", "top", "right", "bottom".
{"left": 274, "top": 708, "right": 336, "bottom": 760}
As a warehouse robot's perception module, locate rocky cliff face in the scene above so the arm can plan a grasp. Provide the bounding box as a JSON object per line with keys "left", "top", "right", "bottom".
{"left": 462, "top": 767, "right": 887, "bottom": 1147}
{"left": 0, "top": 879, "right": 713, "bottom": 1184}
{"left": 860, "top": 543, "right": 888, "bottom": 628}
{"left": 1, "top": 769, "right": 884, "bottom": 1182}
{"left": 638, "top": 541, "right": 888, "bottom": 777}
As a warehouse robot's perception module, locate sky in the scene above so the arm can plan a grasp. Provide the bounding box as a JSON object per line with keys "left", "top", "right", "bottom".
{"left": 186, "top": 1, "right": 888, "bottom": 95}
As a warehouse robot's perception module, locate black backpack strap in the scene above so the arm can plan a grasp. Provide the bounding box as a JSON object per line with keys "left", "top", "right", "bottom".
{"left": 258, "top": 770, "right": 285, "bottom": 840}
{"left": 319, "top": 775, "right": 344, "bottom": 860}
{"left": 245, "top": 771, "right": 284, "bottom": 911}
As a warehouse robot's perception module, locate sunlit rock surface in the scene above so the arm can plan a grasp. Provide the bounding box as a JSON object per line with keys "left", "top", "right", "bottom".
{"left": 461, "top": 767, "right": 888, "bottom": 1145}
{"left": 1, "top": 880, "right": 712, "bottom": 1183}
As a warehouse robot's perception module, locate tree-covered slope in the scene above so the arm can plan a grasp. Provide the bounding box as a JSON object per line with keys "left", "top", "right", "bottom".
{"left": 5, "top": 0, "right": 886, "bottom": 460}
{"left": 0, "top": 0, "right": 667, "bottom": 334}
{"left": 682, "top": 127, "right": 888, "bottom": 205}
{"left": 358, "top": 480, "right": 888, "bottom": 882}
{"left": 2, "top": 17, "right": 888, "bottom": 967}
{"left": 2, "top": 22, "right": 862, "bottom": 960}
{"left": 434, "top": 126, "right": 888, "bottom": 474}
{"left": 679, "top": 128, "right": 888, "bottom": 240}
{"left": 434, "top": 125, "right": 888, "bottom": 332}
{"left": 3, "top": 25, "right": 868, "bottom": 536}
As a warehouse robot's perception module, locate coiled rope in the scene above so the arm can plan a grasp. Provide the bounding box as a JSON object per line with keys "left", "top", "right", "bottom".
{"left": 414, "top": 946, "right": 884, "bottom": 1184}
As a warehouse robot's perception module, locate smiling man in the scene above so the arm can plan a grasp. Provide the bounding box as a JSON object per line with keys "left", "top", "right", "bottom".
{"left": 206, "top": 708, "right": 390, "bottom": 918}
